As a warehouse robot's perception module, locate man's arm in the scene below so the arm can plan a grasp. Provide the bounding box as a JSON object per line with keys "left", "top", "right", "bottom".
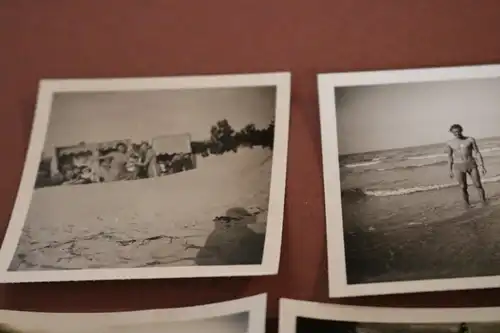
{"left": 135, "top": 149, "right": 156, "bottom": 167}
{"left": 471, "top": 138, "right": 486, "bottom": 170}
{"left": 98, "top": 152, "right": 115, "bottom": 161}
{"left": 446, "top": 144, "right": 454, "bottom": 177}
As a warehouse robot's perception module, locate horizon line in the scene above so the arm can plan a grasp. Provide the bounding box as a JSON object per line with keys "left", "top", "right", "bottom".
{"left": 339, "top": 134, "right": 500, "bottom": 157}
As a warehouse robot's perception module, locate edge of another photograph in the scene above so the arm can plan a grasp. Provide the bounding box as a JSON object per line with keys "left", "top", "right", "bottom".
{"left": 0, "top": 293, "right": 266, "bottom": 333}
{"left": 279, "top": 298, "right": 500, "bottom": 333}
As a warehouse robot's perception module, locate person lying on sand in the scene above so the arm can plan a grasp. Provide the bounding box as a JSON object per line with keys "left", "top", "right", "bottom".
{"left": 78, "top": 166, "right": 96, "bottom": 183}
{"left": 62, "top": 168, "right": 89, "bottom": 185}
{"left": 446, "top": 124, "right": 487, "bottom": 208}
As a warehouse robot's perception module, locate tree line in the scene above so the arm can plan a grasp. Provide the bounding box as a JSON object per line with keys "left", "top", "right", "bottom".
{"left": 191, "top": 119, "right": 274, "bottom": 157}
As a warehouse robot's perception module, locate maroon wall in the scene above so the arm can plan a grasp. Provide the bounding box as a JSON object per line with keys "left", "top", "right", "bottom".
{"left": 2, "top": 0, "right": 500, "bottom": 323}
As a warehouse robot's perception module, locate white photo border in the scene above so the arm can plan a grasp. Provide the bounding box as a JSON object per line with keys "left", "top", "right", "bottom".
{"left": 0, "top": 72, "right": 291, "bottom": 283}
{"left": 0, "top": 293, "right": 266, "bottom": 333}
{"left": 318, "top": 64, "right": 500, "bottom": 297}
{"left": 279, "top": 298, "right": 500, "bottom": 333}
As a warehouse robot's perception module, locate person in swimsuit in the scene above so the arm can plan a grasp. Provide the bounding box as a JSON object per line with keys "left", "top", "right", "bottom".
{"left": 134, "top": 141, "right": 159, "bottom": 178}
{"left": 98, "top": 142, "right": 134, "bottom": 181}
{"left": 446, "top": 124, "right": 487, "bottom": 207}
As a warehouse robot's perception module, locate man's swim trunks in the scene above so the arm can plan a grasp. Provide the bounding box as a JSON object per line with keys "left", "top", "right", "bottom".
{"left": 454, "top": 159, "right": 477, "bottom": 173}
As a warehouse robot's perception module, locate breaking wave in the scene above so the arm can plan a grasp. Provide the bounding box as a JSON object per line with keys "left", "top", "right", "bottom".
{"left": 406, "top": 147, "right": 500, "bottom": 161}
{"left": 342, "top": 175, "right": 500, "bottom": 197}
{"left": 407, "top": 153, "right": 446, "bottom": 160}
{"left": 343, "top": 158, "right": 382, "bottom": 168}
{"left": 376, "top": 160, "right": 447, "bottom": 172}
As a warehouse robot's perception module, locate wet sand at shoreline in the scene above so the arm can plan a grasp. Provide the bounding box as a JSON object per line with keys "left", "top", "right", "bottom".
{"left": 345, "top": 186, "right": 500, "bottom": 284}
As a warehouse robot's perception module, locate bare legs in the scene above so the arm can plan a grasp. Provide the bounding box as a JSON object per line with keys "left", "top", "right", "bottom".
{"left": 456, "top": 172, "right": 470, "bottom": 207}
{"left": 470, "top": 168, "right": 487, "bottom": 204}
{"left": 455, "top": 168, "right": 487, "bottom": 207}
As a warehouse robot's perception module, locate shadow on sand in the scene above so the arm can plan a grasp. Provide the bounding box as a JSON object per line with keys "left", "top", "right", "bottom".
{"left": 0, "top": 324, "right": 22, "bottom": 333}
{"left": 195, "top": 207, "right": 265, "bottom": 266}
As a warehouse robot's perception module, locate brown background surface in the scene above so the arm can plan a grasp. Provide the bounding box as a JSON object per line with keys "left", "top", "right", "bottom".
{"left": 2, "top": 0, "right": 500, "bottom": 329}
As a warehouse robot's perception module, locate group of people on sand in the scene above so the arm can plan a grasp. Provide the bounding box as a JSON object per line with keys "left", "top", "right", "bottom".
{"left": 157, "top": 152, "right": 195, "bottom": 175}
{"left": 60, "top": 165, "right": 96, "bottom": 185}
{"left": 98, "top": 141, "right": 158, "bottom": 182}
{"left": 57, "top": 141, "right": 196, "bottom": 185}
{"left": 57, "top": 141, "right": 158, "bottom": 185}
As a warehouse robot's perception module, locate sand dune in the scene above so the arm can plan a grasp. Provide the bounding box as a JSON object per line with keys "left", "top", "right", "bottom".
{"left": 10, "top": 147, "right": 272, "bottom": 270}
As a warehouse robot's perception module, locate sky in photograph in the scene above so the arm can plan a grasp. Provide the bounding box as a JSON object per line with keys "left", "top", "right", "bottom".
{"left": 336, "top": 77, "right": 500, "bottom": 155}
{"left": 42, "top": 86, "right": 275, "bottom": 156}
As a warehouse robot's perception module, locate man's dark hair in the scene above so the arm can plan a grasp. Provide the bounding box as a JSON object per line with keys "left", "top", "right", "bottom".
{"left": 449, "top": 124, "right": 463, "bottom": 132}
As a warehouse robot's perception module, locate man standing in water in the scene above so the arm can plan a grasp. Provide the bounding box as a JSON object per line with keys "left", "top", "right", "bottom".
{"left": 446, "top": 124, "right": 487, "bottom": 207}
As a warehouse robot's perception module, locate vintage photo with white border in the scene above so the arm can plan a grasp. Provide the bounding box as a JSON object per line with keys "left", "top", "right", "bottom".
{"left": 0, "top": 72, "right": 290, "bottom": 282}
{"left": 0, "top": 293, "right": 266, "bottom": 333}
{"left": 319, "top": 64, "right": 500, "bottom": 297}
{"left": 280, "top": 298, "right": 500, "bottom": 333}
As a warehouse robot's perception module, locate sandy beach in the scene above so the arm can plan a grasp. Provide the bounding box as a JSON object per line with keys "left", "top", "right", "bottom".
{"left": 9, "top": 147, "right": 271, "bottom": 270}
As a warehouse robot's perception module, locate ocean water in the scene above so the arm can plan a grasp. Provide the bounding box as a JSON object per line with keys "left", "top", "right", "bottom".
{"left": 340, "top": 136, "right": 500, "bottom": 230}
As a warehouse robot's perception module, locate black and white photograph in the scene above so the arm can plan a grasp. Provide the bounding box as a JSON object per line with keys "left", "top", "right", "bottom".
{"left": 0, "top": 73, "right": 290, "bottom": 282}
{"left": 318, "top": 64, "right": 500, "bottom": 297}
{"left": 279, "top": 298, "right": 500, "bottom": 333}
{"left": 0, "top": 294, "right": 266, "bottom": 333}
